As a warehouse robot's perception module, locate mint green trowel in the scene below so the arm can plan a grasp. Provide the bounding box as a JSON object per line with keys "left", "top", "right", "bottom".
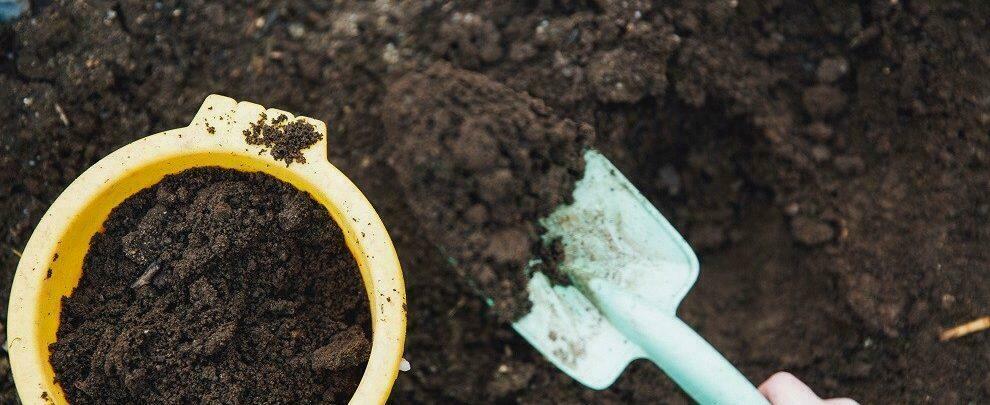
{"left": 511, "top": 150, "right": 769, "bottom": 405}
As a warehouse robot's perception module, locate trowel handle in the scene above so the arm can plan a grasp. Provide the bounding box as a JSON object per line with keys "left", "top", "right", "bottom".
{"left": 591, "top": 281, "right": 769, "bottom": 405}
{"left": 642, "top": 315, "right": 769, "bottom": 405}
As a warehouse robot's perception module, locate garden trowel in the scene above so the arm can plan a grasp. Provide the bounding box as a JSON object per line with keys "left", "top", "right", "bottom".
{"left": 510, "top": 150, "right": 769, "bottom": 405}
{"left": 0, "top": 0, "right": 26, "bottom": 21}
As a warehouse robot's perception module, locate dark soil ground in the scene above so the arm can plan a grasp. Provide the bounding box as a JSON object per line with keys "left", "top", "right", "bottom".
{"left": 1, "top": 0, "right": 988, "bottom": 403}
{"left": 50, "top": 168, "right": 370, "bottom": 404}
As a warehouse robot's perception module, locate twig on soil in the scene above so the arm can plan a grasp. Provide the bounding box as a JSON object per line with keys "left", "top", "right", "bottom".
{"left": 446, "top": 297, "right": 466, "bottom": 317}
{"left": 939, "top": 316, "right": 990, "bottom": 341}
{"left": 54, "top": 102, "right": 70, "bottom": 126}
{"left": 9, "top": 247, "right": 21, "bottom": 258}
{"left": 130, "top": 261, "right": 161, "bottom": 288}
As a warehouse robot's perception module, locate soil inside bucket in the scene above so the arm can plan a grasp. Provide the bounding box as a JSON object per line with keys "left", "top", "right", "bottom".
{"left": 49, "top": 167, "right": 371, "bottom": 404}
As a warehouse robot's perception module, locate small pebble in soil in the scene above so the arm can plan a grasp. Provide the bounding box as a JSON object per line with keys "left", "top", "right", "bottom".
{"left": 288, "top": 22, "right": 306, "bottom": 39}
{"left": 816, "top": 57, "right": 850, "bottom": 83}
{"left": 783, "top": 202, "right": 800, "bottom": 216}
{"left": 790, "top": 216, "right": 835, "bottom": 246}
{"left": 806, "top": 122, "right": 834, "bottom": 141}
{"left": 811, "top": 145, "right": 832, "bottom": 163}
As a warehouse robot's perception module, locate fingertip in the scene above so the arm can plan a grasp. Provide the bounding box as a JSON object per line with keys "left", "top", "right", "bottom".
{"left": 758, "top": 371, "right": 800, "bottom": 392}
{"left": 759, "top": 371, "right": 821, "bottom": 404}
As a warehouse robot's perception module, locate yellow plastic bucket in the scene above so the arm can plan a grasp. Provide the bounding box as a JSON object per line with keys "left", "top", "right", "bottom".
{"left": 7, "top": 94, "right": 406, "bottom": 404}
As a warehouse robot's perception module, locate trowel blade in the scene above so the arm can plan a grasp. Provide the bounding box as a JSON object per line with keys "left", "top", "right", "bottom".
{"left": 513, "top": 272, "right": 644, "bottom": 389}
{"left": 513, "top": 149, "right": 700, "bottom": 389}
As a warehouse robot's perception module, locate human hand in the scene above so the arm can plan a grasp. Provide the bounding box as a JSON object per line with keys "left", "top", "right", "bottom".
{"left": 759, "top": 372, "right": 859, "bottom": 405}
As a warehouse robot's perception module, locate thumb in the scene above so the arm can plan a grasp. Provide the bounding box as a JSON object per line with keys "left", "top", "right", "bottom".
{"left": 758, "top": 372, "right": 859, "bottom": 405}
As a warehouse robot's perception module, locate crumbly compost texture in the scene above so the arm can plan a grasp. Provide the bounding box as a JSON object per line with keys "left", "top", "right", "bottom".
{"left": 243, "top": 113, "right": 322, "bottom": 164}
{"left": 49, "top": 168, "right": 370, "bottom": 404}
{"left": 385, "top": 63, "right": 592, "bottom": 320}
{"left": 3, "top": 1, "right": 989, "bottom": 403}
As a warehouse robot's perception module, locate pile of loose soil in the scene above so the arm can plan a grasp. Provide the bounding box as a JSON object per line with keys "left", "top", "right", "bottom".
{"left": 49, "top": 168, "right": 370, "bottom": 404}
{"left": 2, "top": 0, "right": 988, "bottom": 403}
{"left": 385, "top": 63, "right": 592, "bottom": 320}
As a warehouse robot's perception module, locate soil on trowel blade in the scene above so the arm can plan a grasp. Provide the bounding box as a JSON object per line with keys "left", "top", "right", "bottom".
{"left": 385, "top": 63, "right": 592, "bottom": 321}
{"left": 2, "top": 0, "right": 989, "bottom": 403}
{"left": 49, "top": 168, "right": 370, "bottom": 404}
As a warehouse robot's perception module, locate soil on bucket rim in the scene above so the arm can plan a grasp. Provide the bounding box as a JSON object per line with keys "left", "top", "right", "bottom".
{"left": 49, "top": 168, "right": 371, "bottom": 404}
{"left": 385, "top": 63, "right": 592, "bottom": 321}
{"left": 242, "top": 113, "right": 322, "bottom": 165}
{"left": 1, "top": 0, "right": 988, "bottom": 403}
